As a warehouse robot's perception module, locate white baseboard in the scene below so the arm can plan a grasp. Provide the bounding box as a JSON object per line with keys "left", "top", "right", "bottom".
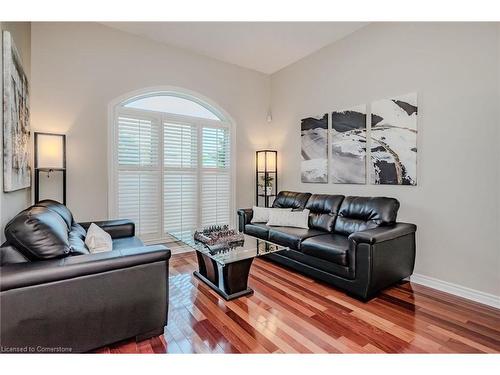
{"left": 409, "top": 273, "right": 500, "bottom": 309}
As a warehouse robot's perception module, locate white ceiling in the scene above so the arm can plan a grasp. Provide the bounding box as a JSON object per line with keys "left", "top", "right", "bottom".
{"left": 101, "top": 22, "right": 367, "bottom": 74}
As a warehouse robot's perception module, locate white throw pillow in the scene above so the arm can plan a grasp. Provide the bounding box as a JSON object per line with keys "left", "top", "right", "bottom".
{"left": 267, "top": 209, "right": 310, "bottom": 229}
{"left": 250, "top": 206, "right": 292, "bottom": 223}
{"left": 85, "top": 223, "right": 113, "bottom": 253}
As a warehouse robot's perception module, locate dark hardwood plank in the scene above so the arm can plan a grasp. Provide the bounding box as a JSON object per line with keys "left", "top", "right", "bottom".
{"left": 94, "top": 250, "right": 500, "bottom": 354}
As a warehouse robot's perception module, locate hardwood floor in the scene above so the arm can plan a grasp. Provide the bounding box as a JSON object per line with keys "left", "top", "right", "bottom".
{"left": 95, "top": 251, "right": 500, "bottom": 354}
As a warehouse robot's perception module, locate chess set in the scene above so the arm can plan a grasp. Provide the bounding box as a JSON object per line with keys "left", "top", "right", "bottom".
{"left": 193, "top": 225, "right": 245, "bottom": 254}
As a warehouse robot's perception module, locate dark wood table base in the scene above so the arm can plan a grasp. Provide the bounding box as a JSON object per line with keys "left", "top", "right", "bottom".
{"left": 194, "top": 250, "right": 254, "bottom": 300}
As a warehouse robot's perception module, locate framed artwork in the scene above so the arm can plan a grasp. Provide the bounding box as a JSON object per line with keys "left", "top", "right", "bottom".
{"left": 3, "top": 30, "right": 31, "bottom": 192}
{"left": 370, "top": 93, "right": 418, "bottom": 185}
{"left": 331, "top": 105, "right": 367, "bottom": 184}
{"left": 301, "top": 114, "right": 328, "bottom": 183}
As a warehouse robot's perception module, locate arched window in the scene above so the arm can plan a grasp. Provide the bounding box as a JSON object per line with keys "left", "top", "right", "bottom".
{"left": 109, "top": 89, "right": 234, "bottom": 243}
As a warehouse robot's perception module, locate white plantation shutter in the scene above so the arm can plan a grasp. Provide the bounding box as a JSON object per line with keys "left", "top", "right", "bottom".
{"left": 113, "top": 94, "right": 233, "bottom": 244}
{"left": 164, "top": 123, "right": 198, "bottom": 168}
{"left": 118, "top": 171, "right": 160, "bottom": 236}
{"left": 202, "top": 127, "right": 230, "bottom": 168}
{"left": 163, "top": 123, "right": 198, "bottom": 242}
{"left": 201, "top": 127, "right": 231, "bottom": 227}
{"left": 201, "top": 171, "right": 230, "bottom": 226}
{"left": 117, "top": 114, "right": 161, "bottom": 239}
{"left": 118, "top": 116, "right": 159, "bottom": 166}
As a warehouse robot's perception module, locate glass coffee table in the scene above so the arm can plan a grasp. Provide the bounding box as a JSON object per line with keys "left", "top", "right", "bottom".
{"left": 191, "top": 233, "right": 288, "bottom": 300}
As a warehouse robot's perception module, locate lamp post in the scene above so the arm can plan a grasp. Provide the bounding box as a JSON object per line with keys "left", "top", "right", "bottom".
{"left": 255, "top": 150, "right": 277, "bottom": 207}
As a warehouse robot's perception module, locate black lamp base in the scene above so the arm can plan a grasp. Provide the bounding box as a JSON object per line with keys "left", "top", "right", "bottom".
{"left": 34, "top": 168, "right": 67, "bottom": 205}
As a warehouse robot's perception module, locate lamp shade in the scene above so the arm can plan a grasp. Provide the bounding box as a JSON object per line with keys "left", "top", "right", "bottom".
{"left": 256, "top": 150, "right": 277, "bottom": 172}
{"left": 35, "top": 133, "right": 65, "bottom": 169}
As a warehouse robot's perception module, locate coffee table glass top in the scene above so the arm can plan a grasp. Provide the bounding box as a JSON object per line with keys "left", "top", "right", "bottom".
{"left": 192, "top": 233, "right": 288, "bottom": 266}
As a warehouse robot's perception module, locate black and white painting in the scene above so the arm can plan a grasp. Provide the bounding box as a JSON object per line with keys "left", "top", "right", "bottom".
{"left": 331, "top": 105, "right": 367, "bottom": 184}
{"left": 370, "top": 93, "right": 417, "bottom": 185}
{"left": 3, "top": 31, "right": 31, "bottom": 192}
{"left": 301, "top": 114, "right": 328, "bottom": 183}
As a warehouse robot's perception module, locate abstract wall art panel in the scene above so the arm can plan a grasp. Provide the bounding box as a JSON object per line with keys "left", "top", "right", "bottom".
{"left": 331, "top": 105, "right": 367, "bottom": 184}
{"left": 370, "top": 93, "right": 417, "bottom": 185}
{"left": 3, "top": 31, "right": 31, "bottom": 192}
{"left": 301, "top": 114, "right": 328, "bottom": 183}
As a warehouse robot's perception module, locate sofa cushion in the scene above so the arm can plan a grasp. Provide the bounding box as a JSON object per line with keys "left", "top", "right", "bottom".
{"left": 85, "top": 223, "right": 114, "bottom": 253}
{"left": 71, "top": 223, "right": 87, "bottom": 239}
{"left": 301, "top": 234, "right": 350, "bottom": 266}
{"left": 5, "top": 206, "right": 71, "bottom": 260}
{"left": 268, "top": 226, "right": 324, "bottom": 250}
{"left": 267, "top": 209, "right": 310, "bottom": 229}
{"left": 36, "top": 199, "right": 74, "bottom": 229}
{"left": 245, "top": 223, "right": 270, "bottom": 240}
{"left": 305, "top": 194, "right": 345, "bottom": 232}
{"left": 270, "top": 248, "right": 352, "bottom": 279}
{"left": 334, "top": 196, "right": 400, "bottom": 236}
{"left": 68, "top": 231, "right": 90, "bottom": 255}
{"left": 251, "top": 206, "right": 292, "bottom": 223}
{"left": 112, "top": 236, "right": 144, "bottom": 250}
{"left": 272, "top": 191, "right": 312, "bottom": 210}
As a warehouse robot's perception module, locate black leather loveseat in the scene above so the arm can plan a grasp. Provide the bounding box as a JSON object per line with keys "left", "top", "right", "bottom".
{"left": 0, "top": 200, "right": 170, "bottom": 353}
{"left": 238, "top": 191, "right": 416, "bottom": 300}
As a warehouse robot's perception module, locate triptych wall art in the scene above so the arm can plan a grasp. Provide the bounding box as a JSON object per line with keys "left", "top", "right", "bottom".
{"left": 300, "top": 93, "right": 418, "bottom": 186}
{"left": 370, "top": 93, "right": 418, "bottom": 185}
{"left": 331, "top": 105, "right": 367, "bottom": 184}
{"left": 300, "top": 114, "right": 328, "bottom": 183}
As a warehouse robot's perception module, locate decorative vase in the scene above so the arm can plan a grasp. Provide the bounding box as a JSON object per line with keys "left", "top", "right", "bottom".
{"left": 265, "top": 186, "right": 272, "bottom": 195}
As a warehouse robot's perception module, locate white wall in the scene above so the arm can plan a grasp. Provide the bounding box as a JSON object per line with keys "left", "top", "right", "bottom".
{"left": 270, "top": 22, "right": 500, "bottom": 297}
{"left": 31, "top": 22, "right": 271, "bottom": 223}
{"left": 0, "top": 22, "right": 32, "bottom": 242}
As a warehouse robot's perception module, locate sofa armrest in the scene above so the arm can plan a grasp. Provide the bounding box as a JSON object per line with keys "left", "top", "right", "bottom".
{"left": 79, "top": 219, "right": 135, "bottom": 239}
{"left": 0, "top": 245, "right": 170, "bottom": 292}
{"left": 348, "top": 223, "right": 417, "bottom": 245}
{"left": 237, "top": 208, "right": 254, "bottom": 232}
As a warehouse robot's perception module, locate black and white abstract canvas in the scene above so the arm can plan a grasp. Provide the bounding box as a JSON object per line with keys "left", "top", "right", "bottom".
{"left": 370, "top": 93, "right": 417, "bottom": 185}
{"left": 301, "top": 114, "right": 328, "bottom": 183}
{"left": 331, "top": 105, "right": 367, "bottom": 184}
{"left": 3, "top": 31, "right": 31, "bottom": 192}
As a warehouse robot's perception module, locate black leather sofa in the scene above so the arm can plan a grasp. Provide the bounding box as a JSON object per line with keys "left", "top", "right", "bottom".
{"left": 238, "top": 191, "right": 416, "bottom": 300}
{"left": 0, "top": 200, "right": 171, "bottom": 353}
